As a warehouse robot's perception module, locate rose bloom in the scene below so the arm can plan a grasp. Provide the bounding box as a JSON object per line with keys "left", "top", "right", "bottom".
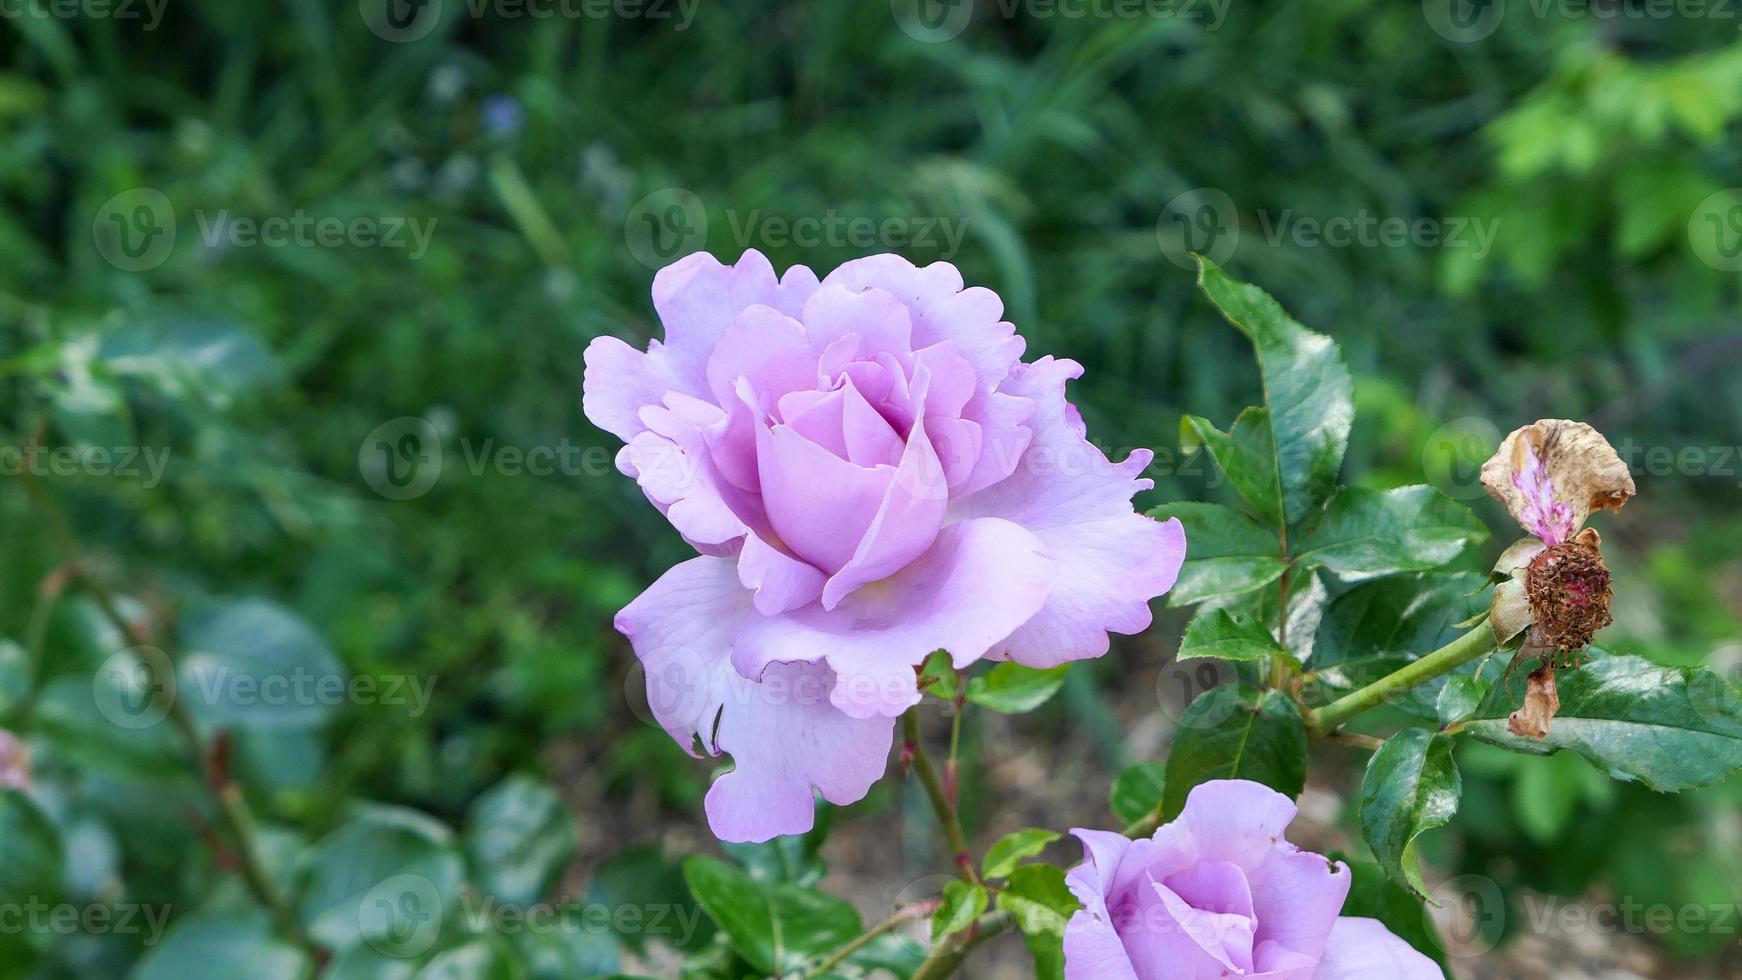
{"left": 1066, "top": 781, "right": 1443, "bottom": 979}
{"left": 584, "top": 250, "right": 1185, "bottom": 842}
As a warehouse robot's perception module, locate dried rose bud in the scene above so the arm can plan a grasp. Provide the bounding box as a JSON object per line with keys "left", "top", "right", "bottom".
{"left": 1525, "top": 537, "right": 1613, "bottom": 659}
{"left": 1482, "top": 420, "right": 1632, "bottom": 663}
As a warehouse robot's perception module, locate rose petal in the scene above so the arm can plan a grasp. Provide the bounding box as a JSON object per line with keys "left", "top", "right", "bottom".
{"left": 704, "top": 304, "right": 817, "bottom": 409}
{"left": 820, "top": 254, "right": 1025, "bottom": 387}
{"left": 802, "top": 284, "right": 914, "bottom": 359}
{"left": 1479, "top": 419, "right": 1635, "bottom": 545}
{"left": 582, "top": 334, "right": 684, "bottom": 443}
{"left": 731, "top": 518, "right": 1053, "bottom": 718}
{"left": 757, "top": 420, "right": 893, "bottom": 573}
{"left": 705, "top": 659, "right": 895, "bottom": 843}
{"left": 613, "top": 556, "right": 890, "bottom": 843}
{"left": 1245, "top": 847, "right": 1350, "bottom": 969}
{"left": 1312, "top": 917, "right": 1445, "bottom": 980}
{"left": 1115, "top": 875, "right": 1247, "bottom": 980}
{"left": 617, "top": 393, "right": 746, "bottom": 553}
{"left": 652, "top": 250, "right": 817, "bottom": 397}
{"left": 1175, "top": 779, "right": 1300, "bottom": 869}
{"left": 737, "top": 533, "right": 825, "bottom": 615}
{"left": 953, "top": 357, "right": 1185, "bottom": 667}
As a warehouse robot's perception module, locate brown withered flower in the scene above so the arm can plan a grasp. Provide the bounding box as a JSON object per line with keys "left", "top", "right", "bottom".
{"left": 1480, "top": 420, "right": 1635, "bottom": 737}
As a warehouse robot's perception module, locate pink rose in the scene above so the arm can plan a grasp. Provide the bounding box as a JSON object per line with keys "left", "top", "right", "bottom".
{"left": 584, "top": 250, "right": 1185, "bottom": 842}
{"left": 1065, "top": 780, "right": 1443, "bottom": 979}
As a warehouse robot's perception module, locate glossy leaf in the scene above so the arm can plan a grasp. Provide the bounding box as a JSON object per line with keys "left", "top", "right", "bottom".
{"left": 996, "top": 865, "right": 1077, "bottom": 980}
{"left": 982, "top": 828, "right": 1060, "bottom": 880}
{"left": 966, "top": 663, "right": 1068, "bottom": 713}
{"left": 1108, "top": 761, "right": 1166, "bottom": 826}
{"left": 1147, "top": 502, "right": 1285, "bottom": 606}
{"left": 931, "top": 881, "right": 988, "bottom": 942}
{"left": 1195, "top": 257, "right": 1353, "bottom": 528}
{"left": 1465, "top": 651, "right": 1742, "bottom": 792}
{"left": 1162, "top": 686, "right": 1307, "bottom": 820}
{"left": 464, "top": 774, "right": 576, "bottom": 905}
{"left": 682, "top": 856, "right": 860, "bottom": 976}
{"left": 298, "top": 804, "right": 466, "bottom": 954}
{"left": 1178, "top": 607, "right": 1287, "bottom": 663}
{"left": 1294, "top": 486, "right": 1487, "bottom": 580}
{"left": 1361, "top": 729, "right": 1461, "bottom": 898}
{"left": 133, "top": 912, "right": 311, "bottom": 980}
{"left": 1180, "top": 407, "right": 1283, "bottom": 529}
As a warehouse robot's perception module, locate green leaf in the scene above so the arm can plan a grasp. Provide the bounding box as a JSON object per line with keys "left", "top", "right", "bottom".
{"left": 1437, "top": 675, "right": 1483, "bottom": 727}
{"left": 966, "top": 663, "right": 1068, "bottom": 713}
{"left": 995, "top": 863, "right": 1076, "bottom": 979}
{"left": 298, "top": 804, "right": 466, "bottom": 955}
{"left": 465, "top": 774, "right": 576, "bottom": 905}
{"left": 323, "top": 946, "right": 419, "bottom": 980}
{"left": 1180, "top": 408, "right": 1283, "bottom": 529}
{"left": 931, "top": 881, "right": 988, "bottom": 943}
{"left": 918, "top": 650, "right": 958, "bottom": 700}
{"left": 1108, "top": 761, "right": 1166, "bottom": 826}
{"left": 1361, "top": 729, "right": 1461, "bottom": 898}
{"left": 982, "top": 828, "right": 1061, "bottom": 880}
{"left": 0, "top": 789, "right": 64, "bottom": 905}
{"left": 1336, "top": 857, "right": 1450, "bottom": 971}
{"left": 415, "top": 939, "right": 519, "bottom": 979}
{"left": 1178, "top": 607, "right": 1287, "bottom": 663}
{"left": 33, "top": 672, "right": 186, "bottom": 781}
{"left": 1314, "top": 572, "right": 1489, "bottom": 669}
{"left": 1464, "top": 651, "right": 1742, "bottom": 792}
{"left": 1162, "top": 686, "right": 1307, "bottom": 820}
{"left": 177, "top": 598, "right": 347, "bottom": 731}
{"left": 996, "top": 864, "right": 1078, "bottom": 938}
{"left": 1294, "top": 486, "right": 1487, "bottom": 580}
{"left": 721, "top": 802, "right": 831, "bottom": 887}
{"left": 512, "top": 927, "right": 619, "bottom": 979}
{"left": 133, "top": 912, "right": 312, "bottom": 980}
{"left": 1147, "top": 502, "right": 1286, "bottom": 606}
{"left": 682, "top": 856, "right": 860, "bottom": 976}
{"left": 1194, "top": 257, "right": 1353, "bottom": 528}
{"left": 586, "top": 846, "right": 711, "bottom": 953}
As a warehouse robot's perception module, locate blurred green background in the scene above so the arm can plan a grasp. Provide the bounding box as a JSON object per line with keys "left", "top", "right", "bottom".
{"left": 2, "top": 1, "right": 1741, "bottom": 977}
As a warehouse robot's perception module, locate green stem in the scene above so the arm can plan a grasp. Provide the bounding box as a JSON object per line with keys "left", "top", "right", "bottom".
{"left": 808, "top": 900, "right": 939, "bottom": 977}
{"left": 1306, "top": 625, "right": 1496, "bottom": 736}
{"left": 19, "top": 463, "right": 319, "bottom": 960}
{"left": 911, "top": 910, "right": 1014, "bottom": 980}
{"left": 903, "top": 709, "right": 980, "bottom": 884}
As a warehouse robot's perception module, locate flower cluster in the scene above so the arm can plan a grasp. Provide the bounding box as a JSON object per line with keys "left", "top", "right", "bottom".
{"left": 584, "top": 250, "right": 1185, "bottom": 842}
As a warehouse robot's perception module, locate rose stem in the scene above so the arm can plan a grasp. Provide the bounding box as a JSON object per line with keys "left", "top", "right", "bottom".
{"left": 1306, "top": 625, "right": 1497, "bottom": 737}
{"left": 902, "top": 708, "right": 981, "bottom": 885}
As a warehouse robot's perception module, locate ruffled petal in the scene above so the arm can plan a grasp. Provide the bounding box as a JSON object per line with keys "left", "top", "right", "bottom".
{"left": 705, "top": 659, "right": 895, "bottom": 843}
{"left": 582, "top": 334, "right": 684, "bottom": 443}
{"left": 613, "top": 556, "right": 890, "bottom": 843}
{"left": 618, "top": 393, "right": 747, "bottom": 553}
{"left": 732, "top": 517, "right": 1053, "bottom": 719}
{"left": 1312, "top": 917, "right": 1444, "bottom": 980}
{"left": 820, "top": 254, "right": 1025, "bottom": 387}
{"left": 802, "top": 284, "right": 914, "bottom": 359}
{"left": 1176, "top": 779, "right": 1300, "bottom": 869}
{"left": 651, "top": 250, "right": 817, "bottom": 398}
{"left": 614, "top": 556, "right": 754, "bottom": 752}
{"left": 704, "top": 304, "right": 818, "bottom": 408}
{"left": 955, "top": 357, "right": 1185, "bottom": 667}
